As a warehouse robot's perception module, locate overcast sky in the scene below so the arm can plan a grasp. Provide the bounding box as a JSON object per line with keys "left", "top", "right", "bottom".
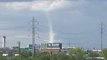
{"left": 0, "top": 0, "right": 107, "bottom": 49}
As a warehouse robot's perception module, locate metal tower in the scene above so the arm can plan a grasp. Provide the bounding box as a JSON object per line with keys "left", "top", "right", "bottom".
{"left": 32, "top": 17, "right": 36, "bottom": 57}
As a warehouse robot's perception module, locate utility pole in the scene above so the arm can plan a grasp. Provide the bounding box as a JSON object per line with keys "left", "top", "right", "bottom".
{"left": 18, "top": 41, "right": 21, "bottom": 55}
{"left": 3, "top": 36, "right": 6, "bottom": 49}
{"left": 32, "top": 17, "right": 36, "bottom": 57}
{"left": 101, "top": 22, "right": 103, "bottom": 50}
{"left": 69, "top": 40, "right": 71, "bottom": 48}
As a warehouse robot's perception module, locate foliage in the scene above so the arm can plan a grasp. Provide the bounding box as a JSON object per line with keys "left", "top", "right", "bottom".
{"left": 20, "top": 51, "right": 32, "bottom": 58}
{"left": 32, "top": 53, "right": 50, "bottom": 60}
{"left": 102, "top": 48, "right": 107, "bottom": 59}
{"left": 88, "top": 51, "right": 100, "bottom": 57}
{"left": 0, "top": 56, "right": 6, "bottom": 60}
{"left": 55, "top": 53, "right": 71, "bottom": 60}
{"left": 69, "top": 48, "right": 85, "bottom": 60}
{"left": 0, "top": 48, "right": 95, "bottom": 60}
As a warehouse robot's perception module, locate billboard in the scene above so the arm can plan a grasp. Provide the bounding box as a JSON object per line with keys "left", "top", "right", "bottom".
{"left": 47, "top": 43, "right": 62, "bottom": 49}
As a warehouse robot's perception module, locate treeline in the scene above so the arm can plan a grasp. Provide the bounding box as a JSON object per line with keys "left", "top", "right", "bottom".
{"left": 1, "top": 48, "right": 107, "bottom": 60}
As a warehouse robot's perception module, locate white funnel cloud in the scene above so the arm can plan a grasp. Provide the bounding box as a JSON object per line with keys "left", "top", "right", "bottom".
{"left": 49, "top": 20, "right": 54, "bottom": 43}
{"left": 45, "top": 12, "right": 55, "bottom": 43}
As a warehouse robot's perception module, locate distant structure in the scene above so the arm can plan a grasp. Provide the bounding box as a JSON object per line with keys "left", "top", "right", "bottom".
{"left": 32, "top": 17, "right": 36, "bottom": 57}
{"left": 3, "top": 36, "right": 6, "bottom": 48}
{"left": 18, "top": 41, "right": 21, "bottom": 54}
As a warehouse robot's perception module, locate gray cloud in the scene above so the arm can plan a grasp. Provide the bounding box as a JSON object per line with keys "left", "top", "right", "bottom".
{"left": 0, "top": 0, "right": 34, "bottom": 2}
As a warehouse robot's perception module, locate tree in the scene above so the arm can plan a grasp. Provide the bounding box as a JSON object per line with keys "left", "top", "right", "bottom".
{"left": 0, "top": 56, "right": 6, "bottom": 60}
{"left": 56, "top": 53, "right": 70, "bottom": 60}
{"left": 68, "top": 48, "right": 85, "bottom": 60}
{"left": 102, "top": 48, "right": 107, "bottom": 59}
{"left": 32, "top": 52, "right": 70, "bottom": 60}
{"left": 88, "top": 51, "right": 100, "bottom": 57}
{"left": 20, "top": 51, "right": 32, "bottom": 58}
{"left": 32, "top": 53, "right": 50, "bottom": 60}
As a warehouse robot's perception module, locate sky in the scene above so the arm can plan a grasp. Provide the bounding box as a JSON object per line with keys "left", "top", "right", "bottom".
{"left": 0, "top": 0, "right": 107, "bottom": 49}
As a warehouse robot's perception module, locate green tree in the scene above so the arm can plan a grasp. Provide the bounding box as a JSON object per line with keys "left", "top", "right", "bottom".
{"left": 0, "top": 56, "right": 6, "bottom": 60}
{"left": 20, "top": 51, "right": 32, "bottom": 58}
{"left": 56, "top": 53, "right": 70, "bottom": 60}
{"left": 88, "top": 51, "right": 100, "bottom": 57}
{"left": 69, "top": 48, "right": 85, "bottom": 60}
{"left": 102, "top": 48, "right": 107, "bottom": 59}
{"left": 32, "top": 53, "right": 50, "bottom": 60}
